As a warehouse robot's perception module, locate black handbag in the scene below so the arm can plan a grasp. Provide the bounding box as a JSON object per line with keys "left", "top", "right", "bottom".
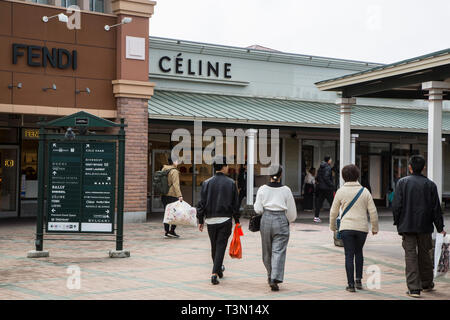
{"left": 249, "top": 214, "right": 262, "bottom": 232}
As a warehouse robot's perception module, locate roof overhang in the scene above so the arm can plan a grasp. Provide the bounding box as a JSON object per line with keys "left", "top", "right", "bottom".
{"left": 315, "top": 49, "right": 450, "bottom": 100}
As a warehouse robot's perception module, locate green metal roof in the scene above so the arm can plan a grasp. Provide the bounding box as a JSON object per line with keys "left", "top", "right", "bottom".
{"left": 316, "top": 48, "right": 450, "bottom": 86}
{"left": 148, "top": 90, "right": 450, "bottom": 133}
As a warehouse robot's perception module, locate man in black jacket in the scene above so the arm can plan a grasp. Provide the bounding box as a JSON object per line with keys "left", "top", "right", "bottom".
{"left": 392, "top": 155, "right": 446, "bottom": 298}
{"left": 197, "top": 156, "right": 240, "bottom": 285}
{"left": 314, "top": 156, "right": 335, "bottom": 223}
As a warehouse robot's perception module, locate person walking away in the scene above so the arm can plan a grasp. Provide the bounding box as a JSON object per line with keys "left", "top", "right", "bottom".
{"left": 161, "top": 156, "right": 183, "bottom": 238}
{"left": 314, "top": 156, "right": 335, "bottom": 223}
{"left": 303, "top": 167, "right": 316, "bottom": 212}
{"left": 330, "top": 164, "right": 379, "bottom": 292}
{"left": 254, "top": 165, "right": 297, "bottom": 291}
{"left": 197, "top": 156, "right": 240, "bottom": 285}
{"left": 392, "top": 155, "right": 446, "bottom": 298}
{"left": 237, "top": 163, "right": 247, "bottom": 209}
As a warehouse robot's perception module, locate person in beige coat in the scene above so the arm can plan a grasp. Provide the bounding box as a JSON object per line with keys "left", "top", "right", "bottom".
{"left": 162, "top": 156, "right": 183, "bottom": 238}
{"left": 330, "top": 164, "right": 379, "bottom": 292}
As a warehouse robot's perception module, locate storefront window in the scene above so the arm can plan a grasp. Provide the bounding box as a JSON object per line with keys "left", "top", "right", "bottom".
{"left": 21, "top": 129, "right": 40, "bottom": 199}
{"left": 283, "top": 138, "right": 300, "bottom": 194}
{"left": 0, "top": 128, "right": 18, "bottom": 144}
{"left": 90, "top": 0, "right": 104, "bottom": 12}
{"left": 443, "top": 141, "right": 450, "bottom": 196}
{"left": 62, "top": 0, "right": 78, "bottom": 7}
{"left": 302, "top": 139, "right": 338, "bottom": 189}
{"left": 392, "top": 144, "right": 411, "bottom": 187}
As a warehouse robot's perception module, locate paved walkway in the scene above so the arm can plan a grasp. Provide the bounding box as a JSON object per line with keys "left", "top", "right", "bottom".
{"left": 0, "top": 216, "right": 449, "bottom": 300}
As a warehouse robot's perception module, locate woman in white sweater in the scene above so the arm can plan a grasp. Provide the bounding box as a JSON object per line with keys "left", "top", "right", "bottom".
{"left": 330, "top": 164, "right": 379, "bottom": 293}
{"left": 254, "top": 165, "right": 297, "bottom": 291}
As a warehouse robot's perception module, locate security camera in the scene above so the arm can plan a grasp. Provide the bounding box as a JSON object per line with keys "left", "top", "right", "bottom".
{"left": 65, "top": 127, "right": 75, "bottom": 140}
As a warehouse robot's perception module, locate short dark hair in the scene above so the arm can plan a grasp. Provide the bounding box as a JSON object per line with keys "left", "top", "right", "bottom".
{"left": 168, "top": 155, "right": 179, "bottom": 165}
{"left": 213, "top": 156, "right": 227, "bottom": 172}
{"left": 268, "top": 164, "right": 283, "bottom": 181}
{"left": 409, "top": 155, "right": 425, "bottom": 174}
{"left": 341, "top": 164, "right": 360, "bottom": 182}
{"left": 324, "top": 156, "right": 331, "bottom": 162}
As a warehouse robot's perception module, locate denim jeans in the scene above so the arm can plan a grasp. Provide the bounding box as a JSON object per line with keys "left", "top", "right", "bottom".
{"left": 341, "top": 230, "right": 368, "bottom": 286}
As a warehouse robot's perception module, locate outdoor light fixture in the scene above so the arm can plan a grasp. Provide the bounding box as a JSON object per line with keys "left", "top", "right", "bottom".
{"left": 76, "top": 87, "right": 91, "bottom": 94}
{"left": 8, "top": 82, "right": 22, "bottom": 89}
{"left": 104, "top": 17, "right": 132, "bottom": 31}
{"left": 42, "top": 13, "right": 69, "bottom": 23}
{"left": 42, "top": 84, "right": 57, "bottom": 92}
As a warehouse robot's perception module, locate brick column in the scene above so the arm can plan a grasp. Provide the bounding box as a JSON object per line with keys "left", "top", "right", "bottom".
{"left": 111, "top": 0, "right": 156, "bottom": 223}
{"left": 116, "top": 97, "right": 148, "bottom": 222}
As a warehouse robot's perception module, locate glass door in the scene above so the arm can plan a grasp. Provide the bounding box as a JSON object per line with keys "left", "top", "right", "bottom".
{"left": 0, "top": 146, "right": 19, "bottom": 217}
{"left": 392, "top": 156, "right": 409, "bottom": 189}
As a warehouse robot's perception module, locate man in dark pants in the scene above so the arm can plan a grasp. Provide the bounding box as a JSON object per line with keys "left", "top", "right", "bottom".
{"left": 392, "top": 155, "right": 446, "bottom": 298}
{"left": 197, "top": 156, "right": 240, "bottom": 285}
{"left": 237, "top": 163, "right": 247, "bottom": 208}
{"left": 314, "top": 156, "right": 335, "bottom": 223}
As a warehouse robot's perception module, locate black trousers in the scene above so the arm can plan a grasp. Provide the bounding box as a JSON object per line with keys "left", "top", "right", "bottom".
{"left": 314, "top": 189, "right": 334, "bottom": 218}
{"left": 162, "top": 195, "right": 178, "bottom": 233}
{"left": 402, "top": 233, "right": 434, "bottom": 291}
{"left": 303, "top": 183, "right": 315, "bottom": 210}
{"left": 207, "top": 219, "right": 232, "bottom": 275}
{"left": 238, "top": 188, "right": 246, "bottom": 208}
{"left": 341, "top": 230, "right": 368, "bottom": 286}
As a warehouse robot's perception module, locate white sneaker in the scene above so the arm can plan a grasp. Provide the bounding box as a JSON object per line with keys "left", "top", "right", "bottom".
{"left": 313, "top": 217, "right": 321, "bottom": 223}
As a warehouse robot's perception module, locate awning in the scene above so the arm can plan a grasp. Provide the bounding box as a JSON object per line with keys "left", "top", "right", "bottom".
{"left": 148, "top": 90, "right": 450, "bottom": 133}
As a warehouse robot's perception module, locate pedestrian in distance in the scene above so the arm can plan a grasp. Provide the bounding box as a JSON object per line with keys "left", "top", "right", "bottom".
{"left": 303, "top": 167, "right": 316, "bottom": 212}
{"left": 330, "top": 164, "right": 379, "bottom": 293}
{"left": 254, "top": 164, "right": 297, "bottom": 291}
{"left": 392, "top": 154, "right": 446, "bottom": 298}
{"left": 237, "top": 162, "right": 247, "bottom": 209}
{"left": 314, "top": 156, "right": 335, "bottom": 223}
{"left": 196, "top": 156, "right": 241, "bottom": 285}
{"left": 161, "top": 156, "right": 183, "bottom": 239}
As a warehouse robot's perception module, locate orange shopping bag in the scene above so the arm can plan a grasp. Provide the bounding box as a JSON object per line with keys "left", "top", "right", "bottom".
{"left": 229, "top": 223, "right": 244, "bottom": 259}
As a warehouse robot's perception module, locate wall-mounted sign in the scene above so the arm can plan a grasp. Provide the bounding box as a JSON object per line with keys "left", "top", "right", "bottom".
{"left": 126, "top": 36, "right": 146, "bottom": 61}
{"left": 75, "top": 118, "right": 89, "bottom": 125}
{"left": 4, "top": 159, "right": 15, "bottom": 168}
{"left": 158, "top": 53, "right": 232, "bottom": 79}
{"left": 46, "top": 142, "right": 116, "bottom": 233}
{"left": 13, "top": 43, "right": 77, "bottom": 70}
{"left": 23, "top": 129, "right": 39, "bottom": 139}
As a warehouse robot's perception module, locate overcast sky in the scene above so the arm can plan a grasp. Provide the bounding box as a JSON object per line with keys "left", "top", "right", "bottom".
{"left": 149, "top": 0, "right": 450, "bottom": 64}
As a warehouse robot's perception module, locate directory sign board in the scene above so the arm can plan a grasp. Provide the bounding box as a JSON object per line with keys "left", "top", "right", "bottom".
{"left": 46, "top": 141, "right": 116, "bottom": 233}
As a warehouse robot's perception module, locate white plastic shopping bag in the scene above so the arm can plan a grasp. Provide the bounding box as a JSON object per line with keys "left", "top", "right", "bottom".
{"left": 163, "top": 200, "right": 198, "bottom": 227}
{"left": 434, "top": 234, "right": 450, "bottom": 278}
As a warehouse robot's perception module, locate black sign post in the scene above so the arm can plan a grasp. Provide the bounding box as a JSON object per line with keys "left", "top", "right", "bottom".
{"left": 27, "top": 112, "right": 128, "bottom": 258}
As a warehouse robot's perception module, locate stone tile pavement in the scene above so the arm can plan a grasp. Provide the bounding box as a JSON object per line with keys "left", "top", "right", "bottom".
{"left": 0, "top": 217, "right": 449, "bottom": 300}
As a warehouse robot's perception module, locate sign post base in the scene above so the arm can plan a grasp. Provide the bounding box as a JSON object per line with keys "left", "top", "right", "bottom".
{"left": 27, "top": 250, "right": 49, "bottom": 258}
{"left": 109, "top": 250, "right": 130, "bottom": 258}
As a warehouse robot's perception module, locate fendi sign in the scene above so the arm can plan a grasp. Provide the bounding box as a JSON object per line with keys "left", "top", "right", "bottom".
{"left": 158, "top": 53, "right": 232, "bottom": 79}
{"left": 12, "top": 43, "right": 78, "bottom": 70}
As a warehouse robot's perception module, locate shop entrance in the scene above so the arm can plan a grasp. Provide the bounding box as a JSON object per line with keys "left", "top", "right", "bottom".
{"left": 0, "top": 146, "right": 19, "bottom": 217}
{"left": 392, "top": 156, "right": 409, "bottom": 187}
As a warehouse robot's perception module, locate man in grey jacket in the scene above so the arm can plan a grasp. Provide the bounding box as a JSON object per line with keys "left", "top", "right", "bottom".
{"left": 392, "top": 155, "right": 446, "bottom": 298}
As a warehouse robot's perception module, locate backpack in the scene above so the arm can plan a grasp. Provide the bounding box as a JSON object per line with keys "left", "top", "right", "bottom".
{"left": 152, "top": 168, "right": 174, "bottom": 196}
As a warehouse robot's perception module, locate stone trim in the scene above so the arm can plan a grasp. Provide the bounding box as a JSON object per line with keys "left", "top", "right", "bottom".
{"left": 112, "top": 79, "right": 155, "bottom": 99}
{"left": 0, "top": 104, "right": 117, "bottom": 118}
{"left": 111, "top": 0, "right": 156, "bottom": 18}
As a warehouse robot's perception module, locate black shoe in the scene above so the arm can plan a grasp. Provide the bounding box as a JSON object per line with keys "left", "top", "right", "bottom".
{"left": 406, "top": 290, "right": 421, "bottom": 298}
{"left": 346, "top": 284, "right": 356, "bottom": 292}
{"left": 423, "top": 283, "right": 435, "bottom": 292}
{"left": 269, "top": 280, "right": 279, "bottom": 291}
{"left": 211, "top": 275, "right": 219, "bottom": 285}
{"left": 164, "top": 233, "right": 170, "bottom": 239}
{"left": 167, "top": 231, "right": 180, "bottom": 238}
{"left": 355, "top": 280, "right": 363, "bottom": 290}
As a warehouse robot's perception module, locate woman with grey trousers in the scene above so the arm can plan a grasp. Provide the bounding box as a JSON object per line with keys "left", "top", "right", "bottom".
{"left": 254, "top": 165, "right": 297, "bottom": 291}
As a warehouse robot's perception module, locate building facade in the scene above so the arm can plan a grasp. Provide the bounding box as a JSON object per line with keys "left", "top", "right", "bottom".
{"left": 0, "top": 0, "right": 449, "bottom": 223}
